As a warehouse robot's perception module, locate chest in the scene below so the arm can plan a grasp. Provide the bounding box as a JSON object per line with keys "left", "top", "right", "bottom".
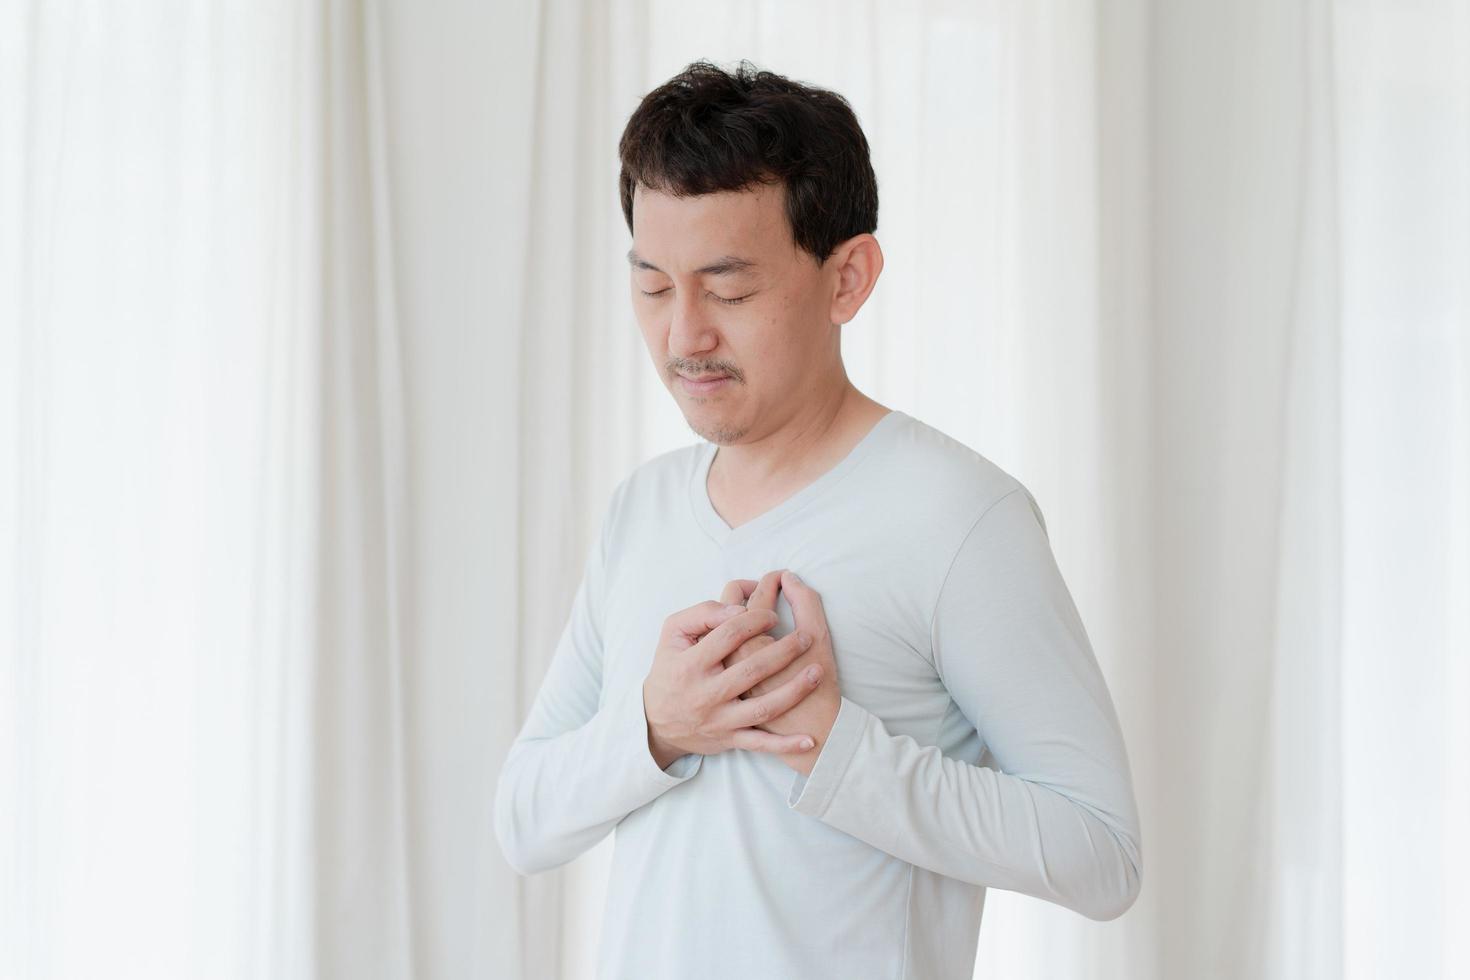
{"left": 600, "top": 533, "right": 951, "bottom": 743}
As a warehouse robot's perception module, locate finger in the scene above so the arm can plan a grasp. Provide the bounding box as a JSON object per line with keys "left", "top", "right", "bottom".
{"left": 745, "top": 568, "right": 783, "bottom": 614}
{"left": 663, "top": 600, "right": 748, "bottom": 649}
{"left": 727, "top": 727, "right": 816, "bottom": 755}
{"left": 692, "top": 606, "right": 778, "bottom": 669}
{"left": 779, "top": 570, "right": 827, "bottom": 641}
{"left": 719, "top": 634, "right": 772, "bottom": 695}
{"left": 718, "top": 579, "right": 756, "bottom": 606}
{"left": 715, "top": 627, "right": 810, "bottom": 702}
{"left": 729, "top": 661, "right": 822, "bottom": 728}
{"left": 720, "top": 632, "right": 774, "bottom": 671}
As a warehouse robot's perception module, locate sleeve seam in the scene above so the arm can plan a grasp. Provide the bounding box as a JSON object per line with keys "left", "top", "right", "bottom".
{"left": 926, "top": 486, "right": 1025, "bottom": 678}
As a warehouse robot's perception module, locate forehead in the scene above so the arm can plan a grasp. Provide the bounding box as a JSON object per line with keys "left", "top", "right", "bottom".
{"left": 631, "top": 181, "right": 794, "bottom": 267}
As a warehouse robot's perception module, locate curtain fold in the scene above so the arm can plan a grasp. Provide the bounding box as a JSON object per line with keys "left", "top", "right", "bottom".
{"left": 1259, "top": 1, "right": 1346, "bottom": 976}
{"left": 311, "top": 0, "right": 415, "bottom": 975}
{"left": 1, "top": 1, "right": 415, "bottom": 976}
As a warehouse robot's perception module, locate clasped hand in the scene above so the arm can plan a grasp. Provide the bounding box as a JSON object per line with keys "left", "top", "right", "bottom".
{"left": 643, "top": 569, "right": 841, "bottom": 775}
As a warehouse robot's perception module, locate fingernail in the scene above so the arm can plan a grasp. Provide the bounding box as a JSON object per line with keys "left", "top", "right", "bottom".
{"left": 723, "top": 604, "right": 745, "bottom": 615}
{"left": 796, "top": 630, "right": 811, "bottom": 648}
{"left": 806, "top": 666, "right": 820, "bottom": 683}
{"left": 801, "top": 737, "right": 815, "bottom": 750}
{"left": 786, "top": 571, "right": 803, "bottom": 585}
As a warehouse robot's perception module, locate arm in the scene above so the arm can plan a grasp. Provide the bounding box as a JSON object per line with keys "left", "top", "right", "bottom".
{"left": 785, "top": 486, "right": 1142, "bottom": 921}
{"left": 493, "top": 482, "right": 702, "bottom": 876}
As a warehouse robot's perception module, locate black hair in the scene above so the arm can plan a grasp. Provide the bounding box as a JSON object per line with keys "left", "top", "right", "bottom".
{"left": 617, "top": 59, "right": 879, "bottom": 265}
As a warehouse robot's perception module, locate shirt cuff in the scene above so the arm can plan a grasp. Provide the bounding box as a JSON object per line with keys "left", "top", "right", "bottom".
{"left": 787, "top": 694, "right": 868, "bottom": 815}
{"left": 618, "top": 679, "right": 703, "bottom": 787}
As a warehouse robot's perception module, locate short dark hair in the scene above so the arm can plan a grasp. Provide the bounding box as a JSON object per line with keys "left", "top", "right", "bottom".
{"left": 617, "top": 59, "right": 878, "bottom": 265}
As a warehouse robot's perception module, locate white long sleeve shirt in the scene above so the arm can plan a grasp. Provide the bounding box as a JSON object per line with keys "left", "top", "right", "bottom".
{"left": 493, "top": 409, "right": 1142, "bottom": 980}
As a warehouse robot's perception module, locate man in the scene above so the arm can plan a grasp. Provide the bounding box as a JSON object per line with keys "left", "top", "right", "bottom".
{"left": 494, "top": 60, "right": 1141, "bottom": 979}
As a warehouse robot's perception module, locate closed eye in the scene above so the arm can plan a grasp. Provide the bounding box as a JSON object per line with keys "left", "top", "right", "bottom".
{"left": 638, "top": 288, "right": 753, "bottom": 307}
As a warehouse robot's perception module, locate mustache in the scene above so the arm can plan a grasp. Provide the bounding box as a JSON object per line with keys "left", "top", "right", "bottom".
{"left": 669, "top": 363, "right": 741, "bottom": 382}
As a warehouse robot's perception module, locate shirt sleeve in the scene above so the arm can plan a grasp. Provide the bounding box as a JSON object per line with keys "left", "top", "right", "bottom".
{"left": 493, "top": 480, "right": 703, "bottom": 876}
{"left": 785, "top": 486, "right": 1143, "bottom": 921}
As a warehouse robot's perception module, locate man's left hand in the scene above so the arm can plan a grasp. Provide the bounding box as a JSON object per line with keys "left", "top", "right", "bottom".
{"left": 719, "top": 568, "right": 841, "bottom": 776}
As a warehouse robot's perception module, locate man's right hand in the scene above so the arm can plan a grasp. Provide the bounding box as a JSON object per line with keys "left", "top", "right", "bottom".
{"left": 643, "top": 601, "right": 823, "bottom": 768}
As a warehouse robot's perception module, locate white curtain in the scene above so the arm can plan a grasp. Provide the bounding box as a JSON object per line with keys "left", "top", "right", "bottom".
{"left": 1152, "top": 2, "right": 1470, "bottom": 977}
{"left": 3, "top": 2, "right": 1466, "bottom": 980}
{"left": 1, "top": 0, "right": 414, "bottom": 976}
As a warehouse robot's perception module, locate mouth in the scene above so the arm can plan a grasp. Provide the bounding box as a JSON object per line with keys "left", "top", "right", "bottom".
{"left": 677, "top": 373, "right": 732, "bottom": 395}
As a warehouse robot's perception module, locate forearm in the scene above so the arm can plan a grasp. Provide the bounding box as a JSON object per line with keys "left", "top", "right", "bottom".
{"left": 494, "top": 680, "right": 700, "bottom": 875}
{"left": 788, "top": 697, "right": 1142, "bottom": 921}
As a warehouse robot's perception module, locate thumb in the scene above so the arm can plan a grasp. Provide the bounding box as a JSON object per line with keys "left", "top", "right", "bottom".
{"left": 779, "top": 570, "right": 824, "bottom": 627}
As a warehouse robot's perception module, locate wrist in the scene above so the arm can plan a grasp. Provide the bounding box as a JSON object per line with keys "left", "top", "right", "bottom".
{"left": 653, "top": 742, "right": 683, "bottom": 771}
{"left": 647, "top": 728, "right": 683, "bottom": 770}
{"left": 642, "top": 680, "right": 683, "bottom": 770}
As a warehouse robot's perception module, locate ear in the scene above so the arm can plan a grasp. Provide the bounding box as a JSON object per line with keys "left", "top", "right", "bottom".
{"left": 826, "top": 233, "right": 884, "bottom": 326}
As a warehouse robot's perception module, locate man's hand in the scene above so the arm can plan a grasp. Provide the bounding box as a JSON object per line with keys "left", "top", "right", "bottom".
{"left": 642, "top": 599, "right": 825, "bottom": 769}
{"left": 720, "top": 569, "right": 842, "bottom": 776}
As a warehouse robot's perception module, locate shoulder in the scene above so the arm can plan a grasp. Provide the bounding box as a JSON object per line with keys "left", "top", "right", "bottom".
{"left": 598, "top": 440, "right": 704, "bottom": 528}
{"left": 620, "top": 441, "right": 703, "bottom": 497}
{"left": 880, "top": 410, "right": 1038, "bottom": 531}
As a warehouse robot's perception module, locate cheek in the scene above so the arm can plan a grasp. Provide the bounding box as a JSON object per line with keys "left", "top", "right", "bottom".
{"left": 750, "top": 296, "right": 807, "bottom": 354}
{"left": 630, "top": 306, "right": 664, "bottom": 347}
{"left": 747, "top": 294, "right": 823, "bottom": 381}
{"left": 766, "top": 286, "right": 813, "bottom": 329}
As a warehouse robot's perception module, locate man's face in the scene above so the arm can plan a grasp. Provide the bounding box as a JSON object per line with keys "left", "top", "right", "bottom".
{"left": 627, "top": 181, "right": 837, "bottom": 445}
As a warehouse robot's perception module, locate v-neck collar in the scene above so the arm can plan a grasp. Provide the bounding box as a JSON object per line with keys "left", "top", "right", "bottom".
{"left": 687, "top": 410, "right": 905, "bottom": 548}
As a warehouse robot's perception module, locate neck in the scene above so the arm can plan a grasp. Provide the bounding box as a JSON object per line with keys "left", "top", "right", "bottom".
{"left": 710, "top": 381, "right": 890, "bottom": 493}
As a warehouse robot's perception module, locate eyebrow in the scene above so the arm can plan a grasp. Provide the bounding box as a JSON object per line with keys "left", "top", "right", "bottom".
{"left": 626, "top": 250, "right": 757, "bottom": 277}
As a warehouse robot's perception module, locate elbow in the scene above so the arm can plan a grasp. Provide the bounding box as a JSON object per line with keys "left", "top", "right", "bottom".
{"left": 1081, "top": 863, "right": 1140, "bottom": 922}
{"left": 494, "top": 822, "right": 538, "bottom": 879}
{"left": 493, "top": 745, "right": 612, "bottom": 877}
{"left": 492, "top": 784, "right": 532, "bottom": 876}
{"left": 497, "top": 842, "right": 556, "bottom": 879}
{"left": 493, "top": 765, "right": 556, "bottom": 877}
{"left": 1077, "top": 830, "right": 1142, "bottom": 922}
{"left": 495, "top": 799, "right": 559, "bottom": 878}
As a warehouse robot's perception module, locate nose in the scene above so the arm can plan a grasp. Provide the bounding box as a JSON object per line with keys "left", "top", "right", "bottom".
{"left": 667, "top": 287, "right": 718, "bottom": 360}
